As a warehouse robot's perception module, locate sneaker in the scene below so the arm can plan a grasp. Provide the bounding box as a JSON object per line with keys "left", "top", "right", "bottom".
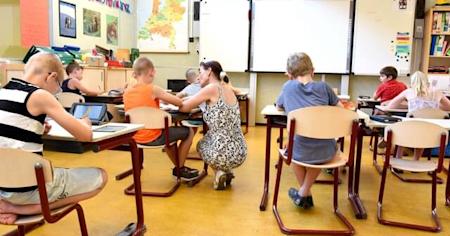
{"left": 183, "top": 166, "right": 200, "bottom": 174}
{"left": 288, "top": 188, "right": 313, "bottom": 209}
{"left": 172, "top": 167, "right": 199, "bottom": 181}
{"left": 213, "top": 170, "right": 227, "bottom": 190}
{"left": 391, "top": 167, "right": 404, "bottom": 174}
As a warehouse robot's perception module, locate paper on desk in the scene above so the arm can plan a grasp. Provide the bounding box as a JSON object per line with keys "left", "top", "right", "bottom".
{"left": 160, "top": 103, "right": 179, "bottom": 111}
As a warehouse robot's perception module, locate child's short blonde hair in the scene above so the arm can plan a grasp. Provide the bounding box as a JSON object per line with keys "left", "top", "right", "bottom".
{"left": 286, "top": 52, "right": 314, "bottom": 78}
{"left": 410, "top": 71, "right": 429, "bottom": 97}
{"left": 133, "top": 57, "right": 154, "bottom": 77}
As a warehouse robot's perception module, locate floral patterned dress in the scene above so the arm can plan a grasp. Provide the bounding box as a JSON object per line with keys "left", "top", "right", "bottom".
{"left": 197, "top": 86, "right": 247, "bottom": 172}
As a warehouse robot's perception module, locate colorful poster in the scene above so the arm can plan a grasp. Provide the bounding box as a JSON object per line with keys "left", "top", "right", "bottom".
{"left": 59, "top": 1, "right": 77, "bottom": 38}
{"left": 83, "top": 9, "right": 101, "bottom": 37}
{"left": 394, "top": 32, "right": 411, "bottom": 63}
{"left": 137, "top": 0, "right": 189, "bottom": 52}
{"left": 106, "top": 15, "right": 119, "bottom": 45}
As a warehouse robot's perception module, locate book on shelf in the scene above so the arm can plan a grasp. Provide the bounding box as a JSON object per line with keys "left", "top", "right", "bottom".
{"left": 428, "top": 65, "right": 448, "bottom": 73}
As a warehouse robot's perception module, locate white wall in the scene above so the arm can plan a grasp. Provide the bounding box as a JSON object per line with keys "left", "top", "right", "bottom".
{"left": 50, "top": 0, "right": 136, "bottom": 50}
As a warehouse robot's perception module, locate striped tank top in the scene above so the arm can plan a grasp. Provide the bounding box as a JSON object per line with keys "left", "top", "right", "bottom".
{"left": 0, "top": 78, "right": 46, "bottom": 153}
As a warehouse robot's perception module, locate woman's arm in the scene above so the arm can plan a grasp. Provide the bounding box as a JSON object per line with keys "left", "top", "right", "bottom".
{"left": 179, "top": 85, "right": 215, "bottom": 112}
{"left": 153, "top": 85, "right": 183, "bottom": 106}
{"left": 71, "top": 79, "right": 101, "bottom": 96}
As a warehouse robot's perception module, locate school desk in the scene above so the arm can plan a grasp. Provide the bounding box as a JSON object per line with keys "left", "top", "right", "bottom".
{"left": 44, "top": 121, "right": 147, "bottom": 235}
{"left": 259, "top": 105, "right": 368, "bottom": 219}
{"left": 375, "top": 105, "right": 408, "bottom": 116}
{"left": 84, "top": 93, "right": 123, "bottom": 104}
{"left": 357, "top": 98, "right": 380, "bottom": 114}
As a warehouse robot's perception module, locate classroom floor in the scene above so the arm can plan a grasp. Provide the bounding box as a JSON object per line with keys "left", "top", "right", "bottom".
{"left": 1, "top": 126, "right": 450, "bottom": 236}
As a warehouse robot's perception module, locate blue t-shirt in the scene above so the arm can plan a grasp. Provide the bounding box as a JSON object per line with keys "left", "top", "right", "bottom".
{"left": 276, "top": 80, "right": 339, "bottom": 164}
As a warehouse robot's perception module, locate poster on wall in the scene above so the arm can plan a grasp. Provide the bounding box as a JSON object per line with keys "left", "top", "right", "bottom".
{"left": 59, "top": 1, "right": 76, "bottom": 38}
{"left": 106, "top": 15, "right": 119, "bottom": 46}
{"left": 83, "top": 9, "right": 101, "bottom": 37}
{"left": 137, "top": 0, "right": 189, "bottom": 52}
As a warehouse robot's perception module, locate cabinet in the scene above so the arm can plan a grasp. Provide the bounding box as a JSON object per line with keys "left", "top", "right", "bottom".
{"left": 105, "top": 69, "right": 127, "bottom": 91}
{"left": 422, "top": 6, "right": 450, "bottom": 75}
{"left": 81, "top": 68, "right": 105, "bottom": 92}
{"left": 1, "top": 64, "right": 25, "bottom": 86}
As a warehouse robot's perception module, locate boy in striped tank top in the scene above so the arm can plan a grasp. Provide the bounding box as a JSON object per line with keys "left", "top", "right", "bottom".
{"left": 0, "top": 53, "right": 107, "bottom": 224}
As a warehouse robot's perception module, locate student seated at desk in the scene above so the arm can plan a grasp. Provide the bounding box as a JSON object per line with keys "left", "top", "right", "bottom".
{"left": 123, "top": 57, "right": 199, "bottom": 180}
{"left": 387, "top": 71, "right": 450, "bottom": 162}
{"left": 276, "top": 52, "right": 342, "bottom": 209}
{"left": 176, "top": 68, "right": 201, "bottom": 99}
{"left": 61, "top": 61, "right": 102, "bottom": 96}
{"left": 179, "top": 60, "right": 247, "bottom": 190}
{"left": 0, "top": 53, "right": 107, "bottom": 224}
{"left": 373, "top": 66, "right": 407, "bottom": 106}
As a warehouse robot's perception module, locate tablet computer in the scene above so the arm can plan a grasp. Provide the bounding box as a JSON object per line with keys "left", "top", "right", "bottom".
{"left": 93, "top": 125, "right": 126, "bottom": 132}
{"left": 70, "top": 103, "right": 107, "bottom": 125}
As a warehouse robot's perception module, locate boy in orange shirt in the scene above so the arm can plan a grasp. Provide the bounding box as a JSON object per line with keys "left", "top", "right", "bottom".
{"left": 123, "top": 57, "right": 198, "bottom": 180}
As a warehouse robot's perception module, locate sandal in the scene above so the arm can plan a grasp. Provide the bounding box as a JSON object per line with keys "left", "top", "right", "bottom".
{"left": 116, "top": 222, "right": 147, "bottom": 236}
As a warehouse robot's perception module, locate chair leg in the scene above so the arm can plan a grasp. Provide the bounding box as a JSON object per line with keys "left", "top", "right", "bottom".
{"left": 378, "top": 169, "right": 442, "bottom": 232}
{"left": 273, "top": 164, "right": 354, "bottom": 235}
{"left": 75, "top": 204, "right": 89, "bottom": 236}
{"left": 18, "top": 225, "right": 25, "bottom": 236}
{"left": 116, "top": 148, "right": 144, "bottom": 181}
{"left": 4, "top": 222, "right": 44, "bottom": 236}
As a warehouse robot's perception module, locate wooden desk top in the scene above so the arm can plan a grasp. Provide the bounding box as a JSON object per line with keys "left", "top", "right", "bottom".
{"left": 114, "top": 104, "right": 200, "bottom": 114}
{"left": 357, "top": 98, "right": 380, "bottom": 103}
{"left": 44, "top": 120, "right": 143, "bottom": 142}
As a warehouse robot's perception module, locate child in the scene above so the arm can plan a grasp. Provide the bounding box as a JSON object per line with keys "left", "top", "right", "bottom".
{"left": 179, "top": 60, "right": 247, "bottom": 190}
{"left": 0, "top": 53, "right": 107, "bottom": 224}
{"left": 276, "top": 52, "right": 342, "bottom": 209}
{"left": 123, "top": 57, "right": 199, "bottom": 180}
{"left": 61, "top": 61, "right": 101, "bottom": 96}
{"left": 176, "top": 68, "right": 201, "bottom": 99}
{"left": 387, "top": 71, "right": 450, "bottom": 161}
{"left": 373, "top": 66, "right": 407, "bottom": 105}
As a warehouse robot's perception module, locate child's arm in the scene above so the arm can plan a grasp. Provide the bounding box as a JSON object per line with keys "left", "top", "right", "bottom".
{"left": 439, "top": 93, "right": 450, "bottom": 111}
{"left": 153, "top": 85, "right": 182, "bottom": 106}
{"left": 179, "top": 85, "right": 214, "bottom": 112}
{"left": 386, "top": 90, "right": 407, "bottom": 108}
{"left": 70, "top": 79, "right": 101, "bottom": 96}
{"left": 27, "top": 90, "right": 93, "bottom": 141}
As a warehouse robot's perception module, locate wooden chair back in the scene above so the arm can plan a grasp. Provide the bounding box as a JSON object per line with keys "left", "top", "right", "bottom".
{"left": 126, "top": 107, "right": 172, "bottom": 129}
{"left": 288, "top": 106, "right": 358, "bottom": 139}
{"left": 55, "top": 92, "right": 85, "bottom": 108}
{"left": 0, "top": 148, "right": 53, "bottom": 188}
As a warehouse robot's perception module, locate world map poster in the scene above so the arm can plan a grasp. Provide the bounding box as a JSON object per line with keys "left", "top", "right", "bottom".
{"left": 137, "top": 0, "right": 189, "bottom": 52}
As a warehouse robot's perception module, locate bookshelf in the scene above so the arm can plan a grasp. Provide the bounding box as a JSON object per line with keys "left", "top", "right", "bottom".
{"left": 422, "top": 6, "right": 450, "bottom": 74}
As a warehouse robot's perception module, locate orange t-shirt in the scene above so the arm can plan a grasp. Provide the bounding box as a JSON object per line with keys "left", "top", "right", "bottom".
{"left": 123, "top": 83, "right": 162, "bottom": 143}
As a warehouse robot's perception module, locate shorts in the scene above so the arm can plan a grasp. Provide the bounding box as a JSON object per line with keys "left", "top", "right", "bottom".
{"left": 0, "top": 167, "right": 104, "bottom": 205}
{"left": 142, "top": 127, "right": 189, "bottom": 146}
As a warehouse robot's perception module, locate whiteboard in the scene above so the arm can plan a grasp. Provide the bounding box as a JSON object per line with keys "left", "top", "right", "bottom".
{"left": 250, "top": 0, "right": 353, "bottom": 73}
{"left": 199, "top": 0, "right": 250, "bottom": 72}
{"left": 352, "top": 0, "right": 416, "bottom": 75}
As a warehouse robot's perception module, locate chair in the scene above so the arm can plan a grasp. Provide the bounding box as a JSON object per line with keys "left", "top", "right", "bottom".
{"left": 272, "top": 106, "right": 358, "bottom": 235}
{"left": 374, "top": 108, "right": 447, "bottom": 184}
{"left": 55, "top": 92, "right": 85, "bottom": 109}
{"left": 122, "top": 107, "right": 181, "bottom": 197}
{"left": 377, "top": 120, "right": 447, "bottom": 232}
{"left": 0, "top": 148, "right": 88, "bottom": 236}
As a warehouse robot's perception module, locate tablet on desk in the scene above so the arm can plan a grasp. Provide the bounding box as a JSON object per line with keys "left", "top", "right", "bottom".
{"left": 70, "top": 103, "right": 107, "bottom": 125}
{"left": 93, "top": 125, "right": 126, "bottom": 132}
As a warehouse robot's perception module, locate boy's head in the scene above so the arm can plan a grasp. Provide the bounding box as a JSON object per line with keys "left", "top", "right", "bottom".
{"left": 132, "top": 57, "right": 155, "bottom": 83}
{"left": 286, "top": 52, "right": 314, "bottom": 79}
{"left": 379, "top": 66, "right": 398, "bottom": 82}
{"left": 185, "top": 68, "right": 199, "bottom": 84}
{"left": 66, "top": 61, "right": 84, "bottom": 80}
{"left": 24, "top": 52, "right": 65, "bottom": 95}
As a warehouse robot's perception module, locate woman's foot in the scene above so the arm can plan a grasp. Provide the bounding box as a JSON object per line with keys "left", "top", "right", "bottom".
{"left": 288, "top": 188, "right": 313, "bottom": 209}
{"left": 213, "top": 170, "right": 227, "bottom": 190}
{"left": 0, "top": 200, "right": 17, "bottom": 224}
{"left": 225, "top": 171, "right": 235, "bottom": 186}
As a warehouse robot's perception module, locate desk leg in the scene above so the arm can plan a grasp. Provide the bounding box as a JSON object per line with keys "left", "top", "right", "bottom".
{"left": 260, "top": 117, "right": 272, "bottom": 211}
{"left": 348, "top": 126, "right": 367, "bottom": 219}
{"left": 446, "top": 160, "right": 450, "bottom": 206}
{"left": 129, "top": 140, "right": 146, "bottom": 236}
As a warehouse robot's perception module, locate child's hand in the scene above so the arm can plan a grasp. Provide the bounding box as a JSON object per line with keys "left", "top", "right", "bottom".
{"left": 80, "top": 116, "right": 92, "bottom": 127}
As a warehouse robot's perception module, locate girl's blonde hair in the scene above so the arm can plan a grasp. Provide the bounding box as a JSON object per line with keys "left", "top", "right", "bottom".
{"left": 286, "top": 52, "right": 314, "bottom": 78}
{"left": 410, "top": 71, "right": 429, "bottom": 97}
